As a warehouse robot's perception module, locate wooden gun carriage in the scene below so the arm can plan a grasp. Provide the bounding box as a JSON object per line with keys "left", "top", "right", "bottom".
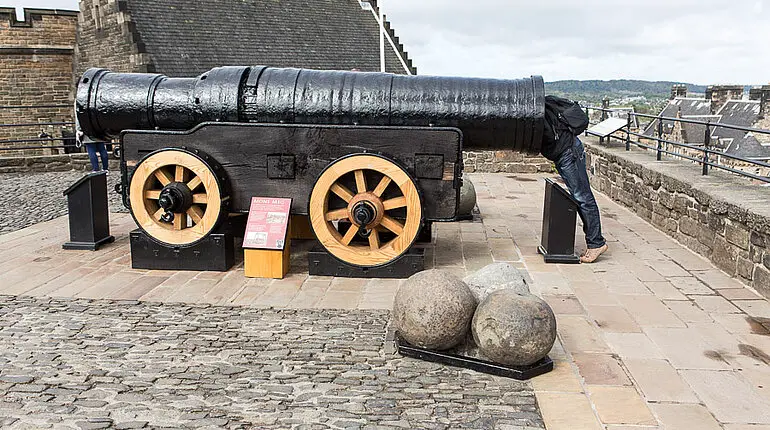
{"left": 76, "top": 66, "right": 544, "bottom": 269}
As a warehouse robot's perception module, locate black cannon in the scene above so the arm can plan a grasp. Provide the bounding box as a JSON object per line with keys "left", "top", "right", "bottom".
{"left": 76, "top": 66, "right": 544, "bottom": 268}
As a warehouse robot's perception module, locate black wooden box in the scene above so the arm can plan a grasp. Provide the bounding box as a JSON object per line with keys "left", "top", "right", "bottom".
{"left": 130, "top": 229, "right": 234, "bottom": 271}
{"left": 538, "top": 178, "right": 580, "bottom": 264}
{"left": 63, "top": 171, "right": 115, "bottom": 251}
{"left": 308, "top": 245, "right": 424, "bottom": 278}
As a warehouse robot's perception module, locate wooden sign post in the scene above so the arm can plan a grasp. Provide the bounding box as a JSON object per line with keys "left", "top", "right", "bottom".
{"left": 243, "top": 197, "right": 292, "bottom": 279}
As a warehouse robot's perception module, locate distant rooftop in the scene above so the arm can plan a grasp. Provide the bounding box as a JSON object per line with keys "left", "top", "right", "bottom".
{"left": 643, "top": 90, "right": 770, "bottom": 160}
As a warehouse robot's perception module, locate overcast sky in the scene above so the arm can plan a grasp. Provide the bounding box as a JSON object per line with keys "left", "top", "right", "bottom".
{"left": 5, "top": 0, "right": 768, "bottom": 84}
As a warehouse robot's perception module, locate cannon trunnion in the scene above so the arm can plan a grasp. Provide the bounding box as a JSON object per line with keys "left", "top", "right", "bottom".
{"left": 77, "top": 66, "right": 545, "bottom": 269}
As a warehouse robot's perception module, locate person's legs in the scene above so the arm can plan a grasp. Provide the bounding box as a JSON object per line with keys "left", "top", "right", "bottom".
{"left": 85, "top": 143, "right": 100, "bottom": 171}
{"left": 97, "top": 143, "right": 109, "bottom": 171}
{"left": 554, "top": 137, "right": 606, "bottom": 252}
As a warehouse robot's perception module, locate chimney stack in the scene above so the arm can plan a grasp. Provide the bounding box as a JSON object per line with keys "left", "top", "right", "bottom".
{"left": 750, "top": 87, "right": 763, "bottom": 101}
{"left": 706, "top": 85, "right": 744, "bottom": 114}
{"left": 670, "top": 84, "right": 687, "bottom": 99}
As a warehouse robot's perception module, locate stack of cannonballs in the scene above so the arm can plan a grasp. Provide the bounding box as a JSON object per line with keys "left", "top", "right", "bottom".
{"left": 392, "top": 263, "right": 557, "bottom": 367}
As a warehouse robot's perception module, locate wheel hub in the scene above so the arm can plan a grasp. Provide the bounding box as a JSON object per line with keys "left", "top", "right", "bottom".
{"left": 158, "top": 182, "right": 193, "bottom": 214}
{"left": 351, "top": 201, "right": 377, "bottom": 227}
{"left": 347, "top": 192, "right": 385, "bottom": 229}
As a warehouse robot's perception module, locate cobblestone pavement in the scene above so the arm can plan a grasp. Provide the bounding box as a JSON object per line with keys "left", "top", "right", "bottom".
{"left": 0, "top": 171, "right": 126, "bottom": 234}
{"left": 0, "top": 295, "right": 544, "bottom": 430}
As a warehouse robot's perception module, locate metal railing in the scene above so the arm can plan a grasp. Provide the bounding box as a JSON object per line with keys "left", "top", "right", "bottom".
{"left": 586, "top": 106, "right": 770, "bottom": 184}
{"left": 0, "top": 104, "right": 79, "bottom": 152}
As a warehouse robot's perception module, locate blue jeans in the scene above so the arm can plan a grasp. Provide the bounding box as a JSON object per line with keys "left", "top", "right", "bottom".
{"left": 554, "top": 137, "right": 606, "bottom": 249}
{"left": 86, "top": 142, "right": 109, "bottom": 171}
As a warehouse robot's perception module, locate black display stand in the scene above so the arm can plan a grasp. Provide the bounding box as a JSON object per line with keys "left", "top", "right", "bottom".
{"left": 129, "top": 229, "right": 235, "bottom": 271}
{"left": 308, "top": 245, "right": 424, "bottom": 278}
{"left": 396, "top": 337, "right": 553, "bottom": 380}
{"left": 62, "top": 171, "right": 115, "bottom": 251}
{"left": 538, "top": 178, "right": 580, "bottom": 264}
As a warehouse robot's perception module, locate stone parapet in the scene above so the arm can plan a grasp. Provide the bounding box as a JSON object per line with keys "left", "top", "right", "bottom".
{"left": 0, "top": 153, "right": 119, "bottom": 173}
{"left": 583, "top": 136, "right": 770, "bottom": 298}
{"left": 463, "top": 150, "right": 553, "bottom": 174}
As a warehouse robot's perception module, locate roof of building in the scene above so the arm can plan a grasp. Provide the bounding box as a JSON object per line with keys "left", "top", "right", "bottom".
{"left": 712, "top": 100, "right": 761, "bottom": 139}
{"left": 123, "top": 0, "right": 415, "bottom": 76}
{"left": 643, "top": 95, "right": 770, "bottom": 161}
{"left": 680, "top": 115, "right": 720, "bottom": 147}
{"left": 724, "top": 135, "right": 770, "bottom": 160}
{"left": 643, "top": 97, "right": 712, "bottom": 137}
{"left": 708, "top": 100, "right": 763, "bottom": 154}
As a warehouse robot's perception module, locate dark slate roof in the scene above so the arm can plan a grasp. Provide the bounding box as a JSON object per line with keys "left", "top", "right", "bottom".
{"left": 724, "top": 135, "right": 770, "bottom": 160}
{"left": 680, "top": 115, "right": 720, "bottom": 147}
{"left": 713, "top": 101, "right": 770, "bottom": 159}
{"left": 125, "top": 0, "right": 415, "bottom": 76}
{"left": 712, "top": 100, "right": 761, "bottom": 140}
{"left": 643, "top": 97, "right": 712, "bottom": 137}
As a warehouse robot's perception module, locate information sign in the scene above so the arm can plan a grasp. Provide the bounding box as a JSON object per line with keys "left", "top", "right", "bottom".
{"left": 242, "top": 197, "right": 292, "bottom": 250}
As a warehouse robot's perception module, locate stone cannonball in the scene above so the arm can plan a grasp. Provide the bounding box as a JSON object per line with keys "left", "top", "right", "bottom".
{"left": 464, "top": 262, "right": 529, "bottom": 303}
{"left": 457, "top": 179, "right": 477, "bottom": 217}
{"left": 393, "top": 269, "right": 476, "bottom": 350}
{"left": 472, "top": 290, "right": 557, "bottom": 366}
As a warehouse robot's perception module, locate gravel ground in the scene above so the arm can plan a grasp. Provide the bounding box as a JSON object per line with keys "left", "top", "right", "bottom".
{"left": 0, "top": 171, "right": 127, "bottom": 234}
{"left": 0, "top": 295, "right": 543, "bottom": 429}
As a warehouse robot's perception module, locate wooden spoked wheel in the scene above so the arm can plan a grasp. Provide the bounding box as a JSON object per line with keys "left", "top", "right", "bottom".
{"left": 309, "top": 154, "right": 422, "bottom": 267}
{"left": 129, "top": 149, "right": 224, "bottom": 246}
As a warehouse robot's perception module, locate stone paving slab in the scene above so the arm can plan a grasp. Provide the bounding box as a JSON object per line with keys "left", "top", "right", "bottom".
{"left": 0, "top": 295, "right": 543, "bottom": 429}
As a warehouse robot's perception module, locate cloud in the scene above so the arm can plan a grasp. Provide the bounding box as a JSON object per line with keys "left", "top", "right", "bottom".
{"left": 383, "top": 0, "right": 770, "bottom": 84}
{"left": 6, "top": 0, "right": 768, "bottom": 84}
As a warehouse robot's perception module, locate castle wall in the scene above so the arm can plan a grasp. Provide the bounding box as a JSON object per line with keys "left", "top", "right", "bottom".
{"left": 0, "top": 8, "right": 78, "bottom": 155}
{"left": 76, "top": 0, "right": 150, "bottom": 75}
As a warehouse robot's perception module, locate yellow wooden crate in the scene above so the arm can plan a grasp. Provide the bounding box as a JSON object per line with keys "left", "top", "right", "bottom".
{"left": 244, "top": 238, "right": 291, "bottom": 279}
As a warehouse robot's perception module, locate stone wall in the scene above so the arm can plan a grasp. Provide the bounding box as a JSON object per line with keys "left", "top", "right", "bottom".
{"left": 584, "top": 136, "right": 770, "bottom": 298}
{"left": 463, "top": 150, "right": 554, "bottom": 174}
{"left": 76, "top": 0, "right": 151, "bottom": 75}
{"left": 0, "top": 153, "right": 119, "bottom": 173}
{"left": 0, "top": 8, "right": 78, "bottom": 156}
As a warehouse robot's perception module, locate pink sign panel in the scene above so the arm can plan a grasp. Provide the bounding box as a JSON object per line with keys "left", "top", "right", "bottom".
{"left": 242, "top": 197, "right": 292, "bottom": 250}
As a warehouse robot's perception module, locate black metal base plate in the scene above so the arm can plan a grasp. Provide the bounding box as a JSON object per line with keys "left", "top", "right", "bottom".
{"left": 538, "top": 245, "right": 580, "bottom": 264}
{"left": 63, "top": 235, "right": 115, "bottom": 251}
{"left": 130, "top": 229, "right": 234, "bottom": 271}
{"left": 308, "top": 245, "right": 425, "bottom": 278}
{"left": 416, "top": 222, "right": 433, "bottom": 244}
{"left": 396, "top": 337, "right": 554, "bottom": 380}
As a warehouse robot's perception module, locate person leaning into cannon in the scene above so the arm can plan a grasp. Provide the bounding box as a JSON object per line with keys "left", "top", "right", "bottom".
{"left": 540, "top": 96, "right": 608, "bottom": 263}
{"left": 75, "top": 116, "right": 109, "bottom": 173}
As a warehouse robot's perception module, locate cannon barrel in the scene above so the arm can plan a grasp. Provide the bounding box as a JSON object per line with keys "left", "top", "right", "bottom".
{"left": 76, "top": 66, "right": 544, "bottom": 152}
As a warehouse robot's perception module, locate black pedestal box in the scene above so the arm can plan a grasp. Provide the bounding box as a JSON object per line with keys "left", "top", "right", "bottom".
{"left": 538, "top": 178, "right": 580, "bottom": 264}
{"left": 62, "top": 171, "right": 115, "bottom": 251}
{"left": 308, "top": 245, "right": 424, "bottom": 278}
{"left": 130, "top": 229, "right": 234, "bottom": 271}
